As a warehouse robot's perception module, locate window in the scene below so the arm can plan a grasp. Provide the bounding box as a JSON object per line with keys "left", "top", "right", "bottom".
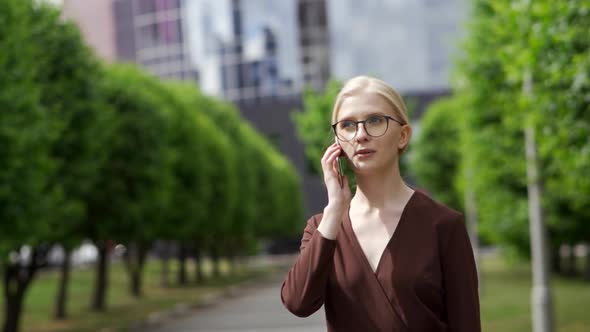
{"left": 137, "top": 0, "right": 155, "bottom": 15}
{"left": 138, "top": 23, "right": 158, "bottom": 49}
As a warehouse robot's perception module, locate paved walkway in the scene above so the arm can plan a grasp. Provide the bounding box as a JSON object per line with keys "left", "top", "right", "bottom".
{"left": 145, "top": 274, "right": 326, "bottom": 332}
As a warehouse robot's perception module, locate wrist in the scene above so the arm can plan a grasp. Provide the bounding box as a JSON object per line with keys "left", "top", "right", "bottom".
{"left": 325, "top": 201, "right": 347, "bottom": 214}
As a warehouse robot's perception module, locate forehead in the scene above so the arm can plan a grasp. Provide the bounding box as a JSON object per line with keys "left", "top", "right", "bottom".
{"left": 337, "top": 92, "right": 394, "bottom": 121}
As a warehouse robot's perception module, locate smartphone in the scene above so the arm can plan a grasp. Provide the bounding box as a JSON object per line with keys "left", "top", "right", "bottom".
{"left": 336, "top": 150, "right": 344, "bottom": 189}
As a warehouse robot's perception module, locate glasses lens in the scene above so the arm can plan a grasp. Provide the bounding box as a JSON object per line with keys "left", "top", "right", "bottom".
{"left": 335, "top": 116, "right": 390, "bottom": 140}
{"left": 365, "top": 116, "right": 388, "bottom": 137}
{"left": 336, "top": 120, "right": 356, "bottom": 141}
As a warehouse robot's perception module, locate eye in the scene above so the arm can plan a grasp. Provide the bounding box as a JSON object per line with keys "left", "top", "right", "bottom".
{"left": 340, "top": 120, "right": 356, "bottom": 129}
{"left": 367, "top": 116, "right": 384, "bottom": 124}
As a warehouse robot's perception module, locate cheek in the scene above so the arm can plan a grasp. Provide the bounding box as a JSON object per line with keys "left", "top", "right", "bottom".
{"left": 382, "top": 130, "right": 400, "bottom": 148}
{"left": 340, "top": 142, "right": 355, "bottom": 159}
{"left": 345, "top": 146, "right": 356, "bottom": 159}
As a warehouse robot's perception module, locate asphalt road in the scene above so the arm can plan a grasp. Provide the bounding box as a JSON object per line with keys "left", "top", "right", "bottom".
{"left": 145, "top": 274, "right": 326, "bottom": 332}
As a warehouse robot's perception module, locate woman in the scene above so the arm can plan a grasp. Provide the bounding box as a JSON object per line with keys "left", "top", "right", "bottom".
{"left": 281, "top": 76, "right": 481, "bottom": 331}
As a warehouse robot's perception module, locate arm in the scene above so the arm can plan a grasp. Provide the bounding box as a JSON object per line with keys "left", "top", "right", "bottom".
{"left": 280, "top": 213, "right": 337, "bottom": 317}
{"left": 280, "top": 142, "right": 350, "bottom": 317}
{"left": 442, "top": 214, "right": 482, "bottom": 332}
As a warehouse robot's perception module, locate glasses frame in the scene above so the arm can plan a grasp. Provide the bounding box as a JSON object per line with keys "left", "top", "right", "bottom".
{"left": 331, "top": 115, "right": 405, "bottom": 142}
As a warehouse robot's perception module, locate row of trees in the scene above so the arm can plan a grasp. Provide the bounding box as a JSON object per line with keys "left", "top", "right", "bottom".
{"left": 294, "top": 1, "right": 589, "bottom": 278}
{"left": 0, "top": 1, "right": 303, "bottom": 332}
{"left": 412, "top": 0, "right": 590, "bottom": 277}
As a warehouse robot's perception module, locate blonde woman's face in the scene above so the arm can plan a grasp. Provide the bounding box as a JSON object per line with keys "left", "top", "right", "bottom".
{"left": 335, "top": 92, "right": 410, "bottom": 175}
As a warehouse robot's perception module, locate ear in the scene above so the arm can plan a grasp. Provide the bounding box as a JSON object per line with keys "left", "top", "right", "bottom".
{"left": 398, "top": 125, "right": 412, "bottom": 151}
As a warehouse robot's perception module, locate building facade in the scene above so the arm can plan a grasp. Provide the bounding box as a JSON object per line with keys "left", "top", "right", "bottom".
{"left": 61, "top": 0, "right": 118, "bottom": 61}
{"left": 186, "top": 0, "right": 302, "bottom": 101}
{"left": 297, "top": 0, "right": 331, "bottom": 92}
{"left": 113, "top": 0, "right": 198, "bottom": 80}
{"left": 327, "top": 0, "right": 466, "bottom": 94}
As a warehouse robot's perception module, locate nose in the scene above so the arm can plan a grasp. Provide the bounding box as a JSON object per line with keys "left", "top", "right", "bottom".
{"left": 354, "top": 123, "right": 370, "bottom": 142}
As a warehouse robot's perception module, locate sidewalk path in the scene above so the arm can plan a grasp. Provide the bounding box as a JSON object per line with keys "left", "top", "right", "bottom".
{"left": 145, "top": 273, "right": 326, "bottom": 332}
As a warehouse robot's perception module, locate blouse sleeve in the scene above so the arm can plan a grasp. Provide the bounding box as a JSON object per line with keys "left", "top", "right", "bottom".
{"left": 441, "top": 214, "right": 482, "bottom": 332}
{"left": 280, "top": 214, "right": 336, "bottom": 317}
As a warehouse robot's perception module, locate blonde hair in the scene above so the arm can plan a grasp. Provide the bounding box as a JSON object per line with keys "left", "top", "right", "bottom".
{"left": 331, "top": 75, "right": 411, "bottom": 153}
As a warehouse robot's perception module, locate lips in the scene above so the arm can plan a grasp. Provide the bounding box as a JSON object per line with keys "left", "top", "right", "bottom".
{"left": 355, "top": 148, "right": 376, "bottom": 156}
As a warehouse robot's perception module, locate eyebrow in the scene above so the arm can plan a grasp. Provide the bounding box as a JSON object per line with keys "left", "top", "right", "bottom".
{"left": 337, "top": 112, "right": 388, "bottom": 122}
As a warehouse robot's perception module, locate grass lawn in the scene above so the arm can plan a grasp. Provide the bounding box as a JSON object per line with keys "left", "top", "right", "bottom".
{"left": 1, "top": 254, "right": 589, "bottom": 332}
{"left": 480, "top": 255, "right": 590, "bottom": 332}
{"left": 0, "top": 258, "right": 278, "bottom": 332}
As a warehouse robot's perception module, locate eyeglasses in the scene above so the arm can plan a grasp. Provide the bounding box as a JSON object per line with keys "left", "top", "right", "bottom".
{"left": 331, "top": 115, "right": 405, "bottom": 141}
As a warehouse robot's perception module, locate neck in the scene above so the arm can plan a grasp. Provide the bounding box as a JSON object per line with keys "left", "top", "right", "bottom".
{"left": 351, "top": 161, "right": 414, "bottom": 211}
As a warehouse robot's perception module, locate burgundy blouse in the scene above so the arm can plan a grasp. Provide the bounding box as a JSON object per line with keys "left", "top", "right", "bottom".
{"left": 281, "top": 190, "right": 481, "bottom": 331}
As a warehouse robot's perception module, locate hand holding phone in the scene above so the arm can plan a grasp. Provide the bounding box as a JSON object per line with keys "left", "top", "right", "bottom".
{"left": 320, "top": 141, "right": 352, "bottom": 219}
{"left": 336, "top": 143, "right": 344, "bottom": 189}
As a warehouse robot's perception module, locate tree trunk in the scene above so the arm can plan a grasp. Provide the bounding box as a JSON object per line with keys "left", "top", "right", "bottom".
{"left": 523, "top": 75, "right": 554, "bottom": 332}
{"left": 585, "top": 246, "right": 590, "bottom": 281}
{"left": 54, "top": 247, "right": 71, "bottom": 319}
{"left": 230, "top": 241, "right": 244, "bottom": 277}
{"left": 177, "top": 243, "right": 188, "bottom": 285}
{"left": 160, "top": 241, "right": 170, "bottom": 288}
{"left": 161, "top": 256, "right": 170, "bottom": 287}
{"left": 228, "top": 251, "right": 238, "bottom": 277}
{"left": 2, "top": 247, "right": 42, "bottom": 332}
{"left": 130, "top": 269, "right": 142, "bottom": 297}
{"left": 91, "top": 242, "right": 109, "bottom": 311}
{"left": 193, "top": 246, "right": 204, "bottom": 284}
{"left": 211, "top": 247, "right": 221, "bottom": 279}
{"left": 550, "top": 245, "right": 561, "bottom": 275}
{"left": 125, "top": 241, "right": 148, "bottom": 297}
{"left": 3, "top": 283, "right": 25, "bottom": 332}
{"left": 567, "top": 244, "right": 578, "bottom": 277}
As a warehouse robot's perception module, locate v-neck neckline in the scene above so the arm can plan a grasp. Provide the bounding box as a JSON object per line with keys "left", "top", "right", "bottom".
{"left": 345, "top": 190, "right": 417, "bottom": 275}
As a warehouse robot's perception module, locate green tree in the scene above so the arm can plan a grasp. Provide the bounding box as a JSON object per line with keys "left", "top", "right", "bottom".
{"left": 453, "top": 1, "right": 531, "bottom": 259}
{"left": 450, "top": 0, "right": 590, "bottom": 266}
{"left": 0, "top": 1, "right": 112, "bottom": 330}
{"left": 80, "top": 65, "right": 168, "bottom": 307}
{"left": 411, "top": 97, "right": 463, "bottom": 210}
{"left": 523, "top": 0, "right": 590, "bottom": 276}
{"left": 32, "top": 10, "right": 115, "bottom": 319}
{"left": 0, "top": 2, "right": 57, "bottom": 330}
{"left": 147, "top": 83, "right": 213, "bottom": 285}
{"left": 292, "top": 81, "right": 342, "bottom": 178}
{"left": 163, "top": 83, "right": 239, "bottom": 282}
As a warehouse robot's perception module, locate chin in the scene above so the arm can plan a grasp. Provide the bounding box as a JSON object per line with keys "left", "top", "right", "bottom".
{"left": 351, "top": 159, "right": 382, "bottom": 175}
{"left": 351, "top": 157, "right": 397, "bottom": 176}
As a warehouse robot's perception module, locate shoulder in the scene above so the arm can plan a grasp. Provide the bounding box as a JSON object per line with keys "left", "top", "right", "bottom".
{"left": 412, "top": 190, "right": 465, "bottom": 237}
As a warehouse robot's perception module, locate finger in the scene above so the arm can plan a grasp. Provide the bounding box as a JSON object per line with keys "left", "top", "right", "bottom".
{"left": 323, "top": 157, "right": 337, "bottom": 177}
{"left": 326, "top": 146, "right": 342, "bottom": 163}
{"left": 331, "top": 156, "right": 339, "bottom": 174}
{"left": 323, "top": 146, "right": 342, "bottom": 166}
{"left": 321, "top": 144, "right": 339, "bottom": 163}
{"left": 323, "top": 156, "right": 340, "bottom": 177}
{"left": 324, "top": 154, "right": 342, "bottom": 179}
{"left": 322, "top": 143, "right": 340, "bottom": 158}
